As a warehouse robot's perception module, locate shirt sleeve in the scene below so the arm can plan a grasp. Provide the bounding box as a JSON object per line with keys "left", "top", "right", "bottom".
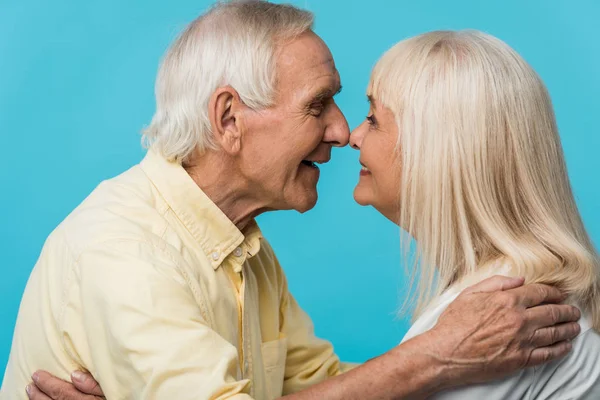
{"left": 261, "top": 242, "right": 359, "bottom": 395}
{"left": 63, "top": 239, "right": 254, "bottom": 400}
{"left": 280, "top": 288, "right": 360, "bottom": 394}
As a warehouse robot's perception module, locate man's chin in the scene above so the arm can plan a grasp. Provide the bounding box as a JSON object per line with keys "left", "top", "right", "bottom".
{"left": 295, "top": 194, "right": 318, "bottom": 213}
{"left": 290, "top": 188, "right": 318, "bottom": 213}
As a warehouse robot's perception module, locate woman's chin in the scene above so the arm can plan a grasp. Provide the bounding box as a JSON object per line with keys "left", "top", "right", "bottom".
{"left": 353, "top": 187, "right": 372, "bottom": 207}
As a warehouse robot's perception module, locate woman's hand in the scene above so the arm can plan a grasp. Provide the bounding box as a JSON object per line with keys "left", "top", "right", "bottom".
{"left": 26, "top": 370, "right": 103, "bottom": 400}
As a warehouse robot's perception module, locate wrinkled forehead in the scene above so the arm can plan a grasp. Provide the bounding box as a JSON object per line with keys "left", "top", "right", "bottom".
{"left": 275, "top": 32, "right": 340, "bottom": 100}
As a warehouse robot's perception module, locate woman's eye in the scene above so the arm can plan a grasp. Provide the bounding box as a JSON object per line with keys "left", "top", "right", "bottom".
{"left": 366, "top": 115, "right": 377, "bottom": 126}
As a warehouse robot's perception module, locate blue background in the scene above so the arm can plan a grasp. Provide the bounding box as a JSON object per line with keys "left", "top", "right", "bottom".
{"left": 1, "top": 0, "right": 599, "bottom": 380}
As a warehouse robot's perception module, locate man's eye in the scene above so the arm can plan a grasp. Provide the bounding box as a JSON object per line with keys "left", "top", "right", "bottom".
{"left": 310, "top": 103, "right": 325, "bottom": 116}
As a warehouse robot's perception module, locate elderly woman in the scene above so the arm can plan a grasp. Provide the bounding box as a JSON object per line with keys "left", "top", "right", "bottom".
{"left": 350, "top": 30, "right": 600, "bottom": 398}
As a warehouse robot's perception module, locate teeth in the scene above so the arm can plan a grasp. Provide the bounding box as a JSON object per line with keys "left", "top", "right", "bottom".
{"left": 361, "top": 166, "right": 369, "bottom": 172}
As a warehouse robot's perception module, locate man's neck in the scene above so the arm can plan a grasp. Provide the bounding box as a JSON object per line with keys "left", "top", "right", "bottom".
{"left": 183, "top": 151, "right": 268, "bottom": 232}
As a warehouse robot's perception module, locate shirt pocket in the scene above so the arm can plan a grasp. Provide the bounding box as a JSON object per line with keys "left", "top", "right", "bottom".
{"left": 261, "top": 336, "right": 288, "bottom": 400}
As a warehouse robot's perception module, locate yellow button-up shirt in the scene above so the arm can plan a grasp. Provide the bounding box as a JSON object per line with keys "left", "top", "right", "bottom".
{"left": 2, "top": 151, "right": 350, "bottom": 400}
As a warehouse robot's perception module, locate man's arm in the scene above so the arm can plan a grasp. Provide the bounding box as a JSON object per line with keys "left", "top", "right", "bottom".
{"left": 282, "top": 276, "right": 580, "bottom": 399}
{"left": 40, "top": 240, "right": 254, "bottom": 400}
{"left": 28, "top": 276, "right": 580, "bottom": 400}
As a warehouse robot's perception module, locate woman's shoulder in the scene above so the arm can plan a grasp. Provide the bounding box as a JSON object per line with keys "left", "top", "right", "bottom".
{"left": 401, "top": 262, "right": 516, "bottom": 343}
{"left": 402, "top": 294, "right": 600, "bottom": 399}
{"left": 400, "top": 288, "right": 460, "bottom": 343}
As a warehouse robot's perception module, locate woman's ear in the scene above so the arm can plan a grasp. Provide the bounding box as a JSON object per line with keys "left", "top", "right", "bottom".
{"left": 208, "top": 86, "right": 244, "bottom": 155}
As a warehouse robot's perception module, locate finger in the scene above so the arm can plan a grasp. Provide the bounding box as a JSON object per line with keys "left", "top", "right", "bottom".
{"left": 525, "top": 340, "right": 573, "bottom": 367}
{"left": 32, "top": 370, "right": 100, "bottom": 400}
{"left": 525, "top": 304, "right": 581, "bottom": 330}
{"left": 463, "top": 275, "right": 525, "bottom": 294}
{"left": 32, "top": 370, "right": 70, "bottom": 397}
{"left": 26, "top": 382, "right": 52, "bottom": 400}
{"left": 507, "top": 283, "right": 567, "bottom": 308}
{"left": 71, "top": 371, "right": 104, "bottom": 396}
{"left": 530, "top": 322, "right": 581, "bottom": 348}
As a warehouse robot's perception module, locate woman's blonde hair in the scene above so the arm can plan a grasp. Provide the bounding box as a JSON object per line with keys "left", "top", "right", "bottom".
{"left": 369, "top": 30, "right": 600, "bottom": 328}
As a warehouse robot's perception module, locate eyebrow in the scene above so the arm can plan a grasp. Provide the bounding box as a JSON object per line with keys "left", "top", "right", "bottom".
{"left": 367, "top": 95, "right": 377, "bottom": 108}
{"left": 311, "top": 83, "right": 343, "bottom": 104}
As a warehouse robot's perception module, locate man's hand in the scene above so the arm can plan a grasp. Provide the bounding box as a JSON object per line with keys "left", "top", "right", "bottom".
{"left": 419, "top": 275, "right": 581, "bottom": 389}
{"left": 26, "top": 370, "right": 103, "bottom": 400}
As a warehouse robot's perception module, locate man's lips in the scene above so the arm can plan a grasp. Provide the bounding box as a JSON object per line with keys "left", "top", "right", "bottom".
{"left": 301, "top": 158, "right": 330, "bottom": 168}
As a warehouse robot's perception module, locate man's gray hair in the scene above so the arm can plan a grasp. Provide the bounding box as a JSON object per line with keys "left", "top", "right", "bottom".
{"left": 142, "top": 0, "right": 314, "bottom": 163}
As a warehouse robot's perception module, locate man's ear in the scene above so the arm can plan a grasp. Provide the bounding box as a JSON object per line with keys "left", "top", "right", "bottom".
{"left": 208, "top": 86, "right": 244, "bottom": 155}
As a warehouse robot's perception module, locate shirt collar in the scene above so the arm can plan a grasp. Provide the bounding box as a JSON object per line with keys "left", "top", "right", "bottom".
{"left": 140, "top": 150, "right": 263, "bottom": 270}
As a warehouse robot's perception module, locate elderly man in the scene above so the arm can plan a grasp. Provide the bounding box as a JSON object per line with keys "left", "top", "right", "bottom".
{"left": 3, "top": 1, "right": 580, "bottom": 400}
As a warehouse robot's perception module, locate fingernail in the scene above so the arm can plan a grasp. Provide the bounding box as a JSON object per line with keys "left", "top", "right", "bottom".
{"left": 31, "top": 372, "right": 39, "bottom": 383}
{"left": 26, "top": 384, "right": 32, "bottom": 395}
{"left": 72, "top": 370, "right": 86, "bottom": 383}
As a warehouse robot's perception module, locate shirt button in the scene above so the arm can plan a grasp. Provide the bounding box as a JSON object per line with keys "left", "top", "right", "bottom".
{"left": 233, "top": 247, "right": 243, "bottom": 257}
{"left": 211, "top": 251, "right": 220, "bottom": 261}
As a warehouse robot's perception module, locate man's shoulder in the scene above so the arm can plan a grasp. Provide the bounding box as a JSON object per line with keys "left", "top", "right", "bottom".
{"left": 51, "top": 164, "right": 170, "bottom": 258}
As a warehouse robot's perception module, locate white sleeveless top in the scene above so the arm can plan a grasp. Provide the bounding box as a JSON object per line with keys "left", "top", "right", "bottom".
{"left": 401, "top": 282, "right": 600, "bottom": 399}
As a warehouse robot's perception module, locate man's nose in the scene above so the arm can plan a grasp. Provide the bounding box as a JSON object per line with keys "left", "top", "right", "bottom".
{"left": 323, "top": 102, "right": 350, "bottom": 147}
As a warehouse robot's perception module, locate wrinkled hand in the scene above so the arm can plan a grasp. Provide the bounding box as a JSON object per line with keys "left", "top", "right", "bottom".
{"left": 26, "top": 370, "right": 104, "bottom": 400}
{"left": 424, "top": 275, "right": 581, "bottom": 388}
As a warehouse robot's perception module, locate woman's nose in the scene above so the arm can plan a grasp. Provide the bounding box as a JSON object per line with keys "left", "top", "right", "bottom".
{"left": 350, "top": 122, "right": 366, "bottom": 150}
